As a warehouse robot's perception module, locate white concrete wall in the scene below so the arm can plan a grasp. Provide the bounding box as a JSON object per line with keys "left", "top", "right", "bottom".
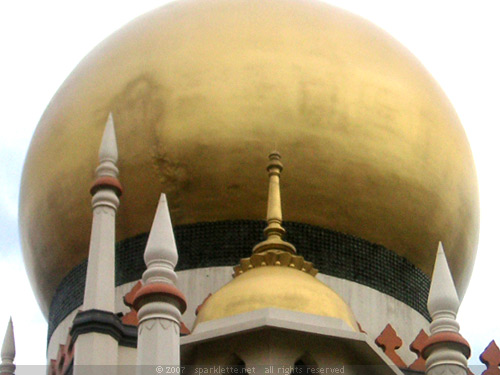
{"left": 317, "top": 273, "right": 430, "bottom": 365}
{"left": 118, "top": 346, "right": 137, "bottom": 365}
{"left": 48, "top": 266, "right": 428, "bottom": 365}
{"left": 186, "top": 322, "right": 399, "bottom": 375}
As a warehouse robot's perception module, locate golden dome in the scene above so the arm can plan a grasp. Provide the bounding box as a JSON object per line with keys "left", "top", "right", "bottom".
{"left": 195, "top": 265, "right": 359, "bottom": 331}
{"left": 20, "top": 0, "right": 479, "bottom": 315}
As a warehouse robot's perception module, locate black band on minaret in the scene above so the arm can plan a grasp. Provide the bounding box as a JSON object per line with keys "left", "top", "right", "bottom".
{"left": 70, "top": 310, "right": 137, "bottom": 348}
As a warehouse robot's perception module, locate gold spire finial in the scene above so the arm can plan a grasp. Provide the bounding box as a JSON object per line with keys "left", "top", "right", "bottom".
{"left": 252, "top": 151, "right": 296, "bottom": 254}
{"left": 233, "top": 151, "right": 317, "bottom": 277}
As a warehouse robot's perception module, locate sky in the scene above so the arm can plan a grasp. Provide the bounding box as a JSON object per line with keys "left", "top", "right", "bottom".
{"left": 0, "top": 0, "right": 499, "bottom": 371}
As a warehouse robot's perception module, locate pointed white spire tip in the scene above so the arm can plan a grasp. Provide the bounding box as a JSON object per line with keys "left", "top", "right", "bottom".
{"left": 106, "top": 112, "right": 114, "bottom": 124}
{"left": 2, "top": 317, "right": 15, "bottom": 360}
{"left": 98, "top": 112, "right": 118, "bottom": 164}
{"left": 437, "top": 241, "right": 444, "bottom": 254}
{"left": 428, "top": 241, "right": 460, "bottom": 317}
{"left": 143, "top": 193, "right": 178, "bottom": 279}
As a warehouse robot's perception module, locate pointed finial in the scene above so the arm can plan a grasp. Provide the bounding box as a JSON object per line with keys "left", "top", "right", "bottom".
{"left": 1, "top": 318, "right": 15, "bottom": 361}
{"left": 428, "top": 242, "right": 460, "bottom": 334}
{"left": 252, "top": 151, "right": 296, "bottom": 254}
{"left": 423, "top": 243, "right": 470, "bottom": 375}
{"left": 96, "top": 113, "right": 119, "bottom": 178}
{"left": 143, "top": 193, "right": 178, "bottom": 284}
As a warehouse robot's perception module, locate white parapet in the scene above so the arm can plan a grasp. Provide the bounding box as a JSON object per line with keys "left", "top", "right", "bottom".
{"left": 49, "top": 266, "right": 431, "bottom": 366}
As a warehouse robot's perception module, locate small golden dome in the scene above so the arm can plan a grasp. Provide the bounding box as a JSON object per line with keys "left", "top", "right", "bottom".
{"left": 195, "top": 265, "right": 359, "bottom": 331}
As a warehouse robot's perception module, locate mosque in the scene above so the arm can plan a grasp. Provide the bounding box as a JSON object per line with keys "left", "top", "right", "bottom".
{"left": 1, "top": 0, "right": 498, "bottom": 374}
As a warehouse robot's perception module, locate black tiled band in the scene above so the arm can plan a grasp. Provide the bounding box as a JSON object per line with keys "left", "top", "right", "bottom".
{"left": 70, "top": 309, "right": 137, "bottom": 348}
{"left": 48, "top": 220, "right": 430, "bottom": 343}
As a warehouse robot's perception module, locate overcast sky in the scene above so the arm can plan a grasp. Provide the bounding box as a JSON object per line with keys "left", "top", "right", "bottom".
{"left": 0, "top": 0, "right": 498, "bottom": 371}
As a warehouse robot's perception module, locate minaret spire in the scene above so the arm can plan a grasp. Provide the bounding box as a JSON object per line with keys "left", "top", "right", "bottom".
{"left": 83, "top": 112, "right": 122, "bottom": 311}
{"left": 143, "top": 193, "right": 178, "bottom": 285}
{"left": 72, "top": 113, "right": 122, "bottom": 373}
{"left": 253, "top": 151, "right": 296, "bottom": 254}
{"left": 423, "top": 242, "right": 470, "bottom": 375}
{"left": 234, "top": 151, "right": 316, "bottom": 277}
{"left": 1, "top": 318, "right": 15, "bottom": 375}
{"left": 428, "top": 242, "right": 460, "bottom": 333}
{"left": 134, "top": 194, "right": 186, "bottom": 370}
{"left": 96, "top": 113, "right": 119, "bottom": 178}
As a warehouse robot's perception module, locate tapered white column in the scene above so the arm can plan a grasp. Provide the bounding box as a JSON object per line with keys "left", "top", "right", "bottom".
{"left": 133, "top": 194, "right": 186, "bottom": 373}
{"left": 73, "top": 113, "right": 122, "bottom": 372}
{"left": 0, "top": 318, "right": 15, "bottom": 375}
{"left": 423, "top": 242, "right": 470, "bottom": 375}
{"left": 83, "top": 113, "right": 120, "bottom": 311}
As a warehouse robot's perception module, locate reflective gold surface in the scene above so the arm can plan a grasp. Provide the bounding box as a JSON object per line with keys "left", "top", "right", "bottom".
{"left": 194, "top": 266, "right": 359, "bottom": 330}
{"left": 20, "top": 0, "right": 479, "bottom": 316}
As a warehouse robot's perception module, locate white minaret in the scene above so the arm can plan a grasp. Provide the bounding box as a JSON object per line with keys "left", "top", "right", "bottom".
{"left": 83, "top": 113, "right": 120, "bottom": 311}
{"left": 423, "top": 242, "right": 470, "bottom": 375}
{"left": 1, "top": 318, "right": 15, "bottom": 375}
{"left": 133, "top": 194, "right": 186, "bottom": 373}
{"left": 73, "top": 113, "right": 122, "bottom": 372}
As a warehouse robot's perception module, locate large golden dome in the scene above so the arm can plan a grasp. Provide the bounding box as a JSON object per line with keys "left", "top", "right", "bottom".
{"left": 20, "top": 0, "right": 478, "bottom": 315}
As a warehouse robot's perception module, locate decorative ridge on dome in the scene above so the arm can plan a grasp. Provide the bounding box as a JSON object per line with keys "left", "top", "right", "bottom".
{"left": 234, "top": 152, "right": 317, "bottom": 277}
{"left": 233, "top": 249, "right": 318, "bottom": 277}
